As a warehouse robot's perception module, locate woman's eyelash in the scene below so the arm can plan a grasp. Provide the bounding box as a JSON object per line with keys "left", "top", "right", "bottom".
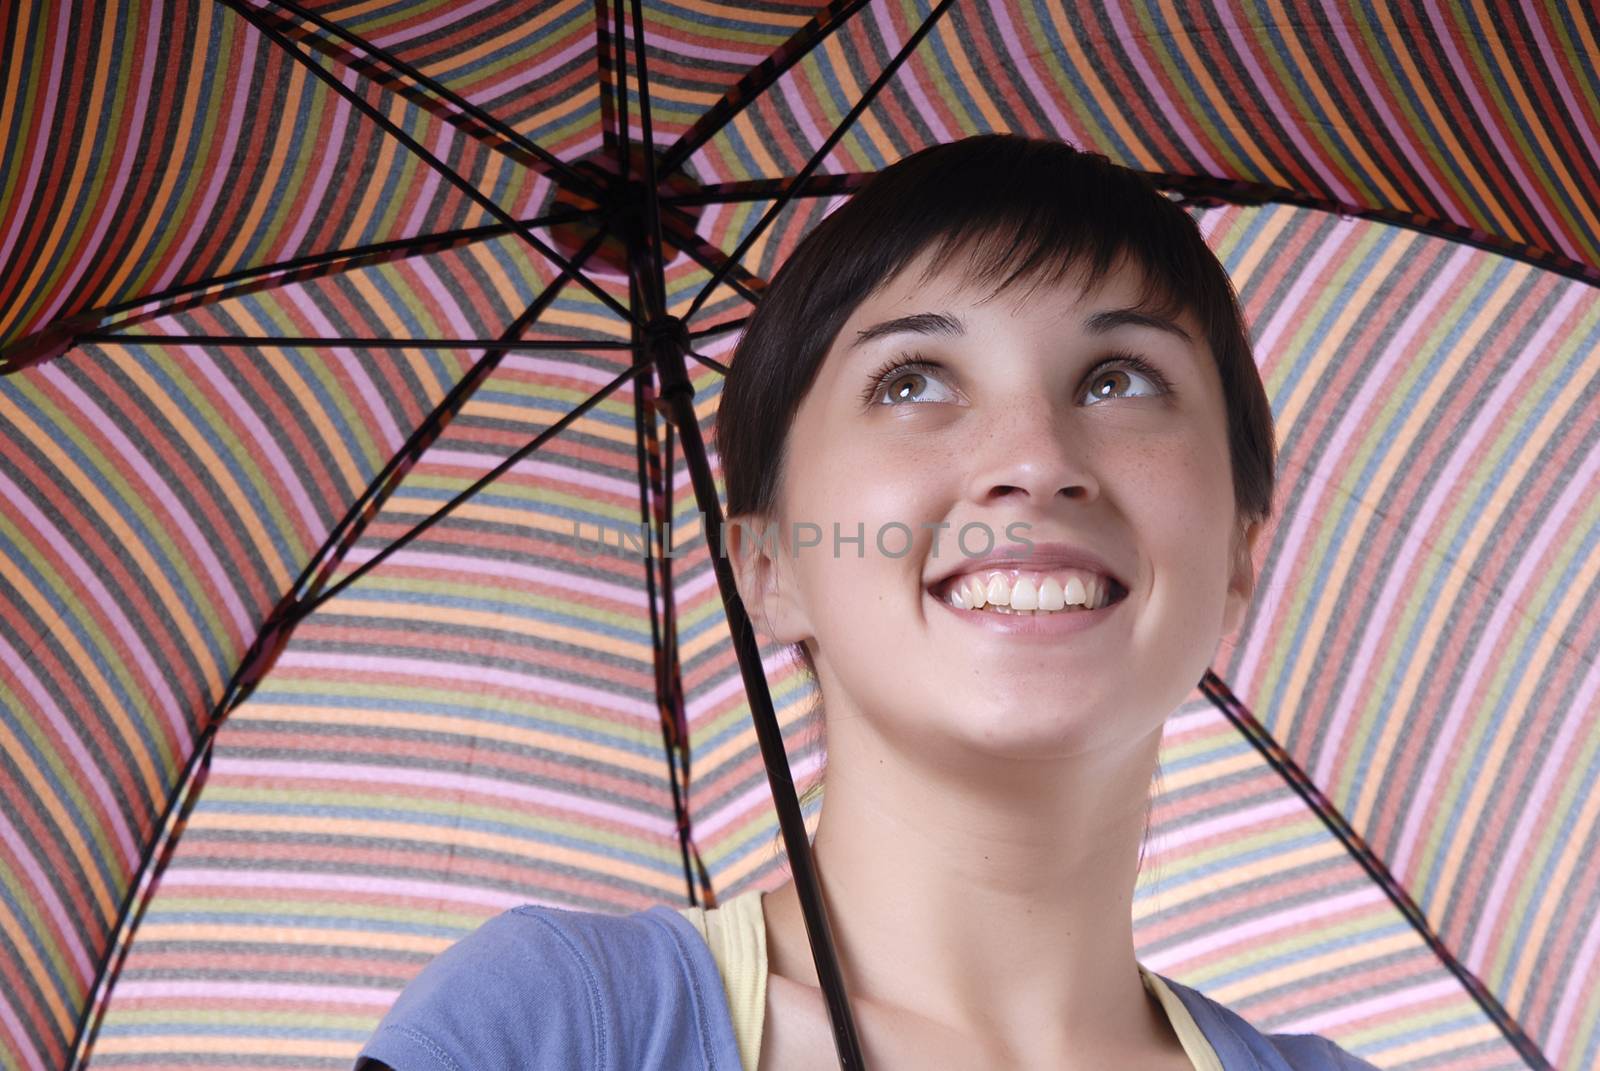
{"left": 859, "top": 350, "right": 1173, "bottom": 407}
{"left": 859, "top": 353, "right": 941, "bottom": 407}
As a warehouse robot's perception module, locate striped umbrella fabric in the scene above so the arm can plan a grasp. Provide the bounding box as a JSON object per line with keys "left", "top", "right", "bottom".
{"left": 2, "top": 1, "right": 1597, "bottom": 1069}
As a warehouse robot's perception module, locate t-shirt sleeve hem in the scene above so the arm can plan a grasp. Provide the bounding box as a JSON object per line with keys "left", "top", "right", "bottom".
{"left": 355, "top": 1023, "right": 466, "bottom": 1071}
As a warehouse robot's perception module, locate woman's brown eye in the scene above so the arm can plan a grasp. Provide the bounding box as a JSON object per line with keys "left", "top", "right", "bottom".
{"left": 1083, "top": 357, "right": 1169, "bottom": 404}
{"left": 886, "top": 372, "right": 928, "bottom": 401}
{"left": 1088, "top": 369, "right": 1134, "bottom": 399}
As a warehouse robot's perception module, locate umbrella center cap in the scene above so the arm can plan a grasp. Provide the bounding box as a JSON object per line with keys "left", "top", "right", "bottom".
{"left": 547, "top": 144, "right": 705, "bottom": 279}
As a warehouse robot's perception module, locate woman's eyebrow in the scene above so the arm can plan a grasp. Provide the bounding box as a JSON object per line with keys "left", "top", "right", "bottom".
{"left": 1083, "top": 307, "right": 1193, "bottom": 343}
{"left": 849, "top": 307, "right": 1192, "bottom": 349}
{"left": 851, "top": 311, "right": 965, "bottom": 348}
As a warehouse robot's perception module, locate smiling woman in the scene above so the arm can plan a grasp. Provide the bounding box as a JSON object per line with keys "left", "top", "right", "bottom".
{"left": 353, "top": 136, "right": 1381, "bottom": 1071}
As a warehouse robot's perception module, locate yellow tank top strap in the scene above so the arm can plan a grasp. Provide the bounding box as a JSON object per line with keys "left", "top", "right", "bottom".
{"left": 676, "top": 888, "right": 768, "bottom": 1070}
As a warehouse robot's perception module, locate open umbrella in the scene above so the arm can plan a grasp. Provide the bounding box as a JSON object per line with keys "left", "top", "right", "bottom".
{"left": 2, "top": 1, "right": 1597, "bottom": 1068}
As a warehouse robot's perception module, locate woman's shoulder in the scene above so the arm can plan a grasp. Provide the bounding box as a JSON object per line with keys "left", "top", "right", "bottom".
{"left": 1150, "top": 969, "right": 1383, "bottom": 1070}
{"left": 353, "top": 902, "right": 742, "bottom": 1070}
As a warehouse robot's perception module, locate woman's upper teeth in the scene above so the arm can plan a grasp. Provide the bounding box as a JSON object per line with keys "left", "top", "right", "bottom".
{"left": 941, "top": 569, "right": 1112, "bottom": 611}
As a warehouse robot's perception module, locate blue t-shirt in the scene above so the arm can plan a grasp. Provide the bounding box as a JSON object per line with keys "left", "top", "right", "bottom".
{"left": 355, "top": 903, "right": 1382, "bottom": 1070}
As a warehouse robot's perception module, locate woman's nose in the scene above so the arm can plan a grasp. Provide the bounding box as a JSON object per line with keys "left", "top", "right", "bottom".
{"left": 964, "top": 392, "right": 1101, "bottom": 505}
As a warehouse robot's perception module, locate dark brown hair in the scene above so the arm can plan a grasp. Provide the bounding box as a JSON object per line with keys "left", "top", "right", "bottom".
{"left": 715, "top": 134, "right": 1277, "bottom": 869}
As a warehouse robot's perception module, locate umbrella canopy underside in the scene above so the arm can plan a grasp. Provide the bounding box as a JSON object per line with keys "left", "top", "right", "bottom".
{"left": 2, "top": 2, "right": 1598, "bottom": 1069}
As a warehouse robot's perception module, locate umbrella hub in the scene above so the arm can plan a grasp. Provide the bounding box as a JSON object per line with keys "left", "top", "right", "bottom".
{"left": 547, "top": 144, "right": 705, "bottom": 279}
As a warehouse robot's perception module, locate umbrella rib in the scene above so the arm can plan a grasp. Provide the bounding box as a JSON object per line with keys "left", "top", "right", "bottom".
{"left": 0, "top": 210, "right": 601, "bottom": 372}
{"left": 294, "top": 357, "right": 651, "bottom": 620}
{"left": 272, "top": 226, "right": 608, "bottom": 624}
{"left": 1199, "top": 670, "right": 1555, "bottom": 1071}
{"left": 658, "top": 0, "right": 876, "bottom": 175}
{"left": 689, "top": 316, "right": 749, "bottom": 341}
{"left": 258, "top": 0, "right": 606, "bottom": 199}
{"left": 660, "top": 206, "right": 767, "bottom": 308}
{"left": 684, "top": 0, "right": 958, "bottom": 324}
{"left": 630, "top": 342, "right": 704, "bottom": 907}
{"left": 622, "top": 4, "right": 718, "bottom": 908}
{"left": 628, "top": 0, "right": 668, "bottom": 314}
{"left": 613, "top": 0, "right": 631, "bottom": 182}
{"left": 684, "top": 349, "right": 729, "bottom": 375}
{"left": 78, "top": 333, "right": 635, "bottom": 351}
{"left": 216, "top": 0, "right": 639, "bottom": 325}
{"left": 1159, "top": 172, "right": 1600, "bottom": 289}
{"left": 675, "top": 171, "right": 1600, "bottom": 292}
{"left": 661, "top": 173, "right": 869, "bottom": 208}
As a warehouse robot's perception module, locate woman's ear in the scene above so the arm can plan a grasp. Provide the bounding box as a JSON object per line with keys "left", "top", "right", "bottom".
{"left": 1221, "top": 516, "right": 1266, "bottom": 638}
{"left": 724, "top": 512, "right": 813, "bottom": 645}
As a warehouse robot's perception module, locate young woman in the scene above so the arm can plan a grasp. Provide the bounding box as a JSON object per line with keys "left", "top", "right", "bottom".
{"left": 355, "top": 136, "right": 1379, "bottom": 1071}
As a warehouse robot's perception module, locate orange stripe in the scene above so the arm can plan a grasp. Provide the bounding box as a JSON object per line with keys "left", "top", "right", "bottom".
{"left": 218, "top": 61, "right": 306, "bottom": 272}
{"left": 1369, "top": 3, "right": 1517, "bottom": 238}
{"left": 22, "top": 2, "right": 117, "bottom": 314}
{"left": 1151, "top": 0, "right": 1287, "bottom": 186}
{"left": 1262, "top": 0, "right": 1403, "bottom": 207}
{"left": 1463, "top": 0, "right": 1600, "bottom": 248}
{"left": 183, "top": 813, "right": 683, "bottom": 889}
{"left": 235, "top": 705, "right": 666, "bottom": 777}
{"left": 0, "top": 393, "right": 180, "bottom": 808}
{"left": 102, "top": 2, "right": 215, "bottom": 297}
{"left": 1036, "top": 3, "right": 1156, "bottom": 167}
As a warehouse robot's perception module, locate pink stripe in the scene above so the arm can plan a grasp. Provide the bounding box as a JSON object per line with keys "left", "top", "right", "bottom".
{"left": 989, "top": 3, "right": 1079, "bottom": 141}
{"left": 1101, "top": 3, "right": 1224, "bottom": 175}
{"left": 0, "top": 2, "right": 69, "bottom": 270}
{"left": 272, "top": 650, "right": 655, "bottom": 719}
{"left": 1140, "top": 886, "right": 1384, "bottom": 965}
{"left": 420, "top": 448, "right": 640, "bottom": 499}
{"left": 1251, "top": 213, "right": 1361, "bottom": 360}
{"left": 159, "top": 863, "right": 542, "bottom": 907}
{"left": 1315, "top": 0, "right": 1464, "bottom": 220}
{"left": 372, "top": 0, "right": 536, "bottom": 47}
{"left": 501, "top": 352, "right": 639, "bottom": 385}
{"left": 1550, "top": 849, "right": 1600, "bottom": 1050}
{"left": 776, "top": 67, "right": 829, "bottom": 167}
{"left": 688, "top": 750, "right": 824, "bottom": 839}
{"left": 1388, "top": 280, "right": 1593, "bottom": 870}
{"left": 339, "top": 545, "right": 650, "bottom": 605}
{"left": 457, "top": 34, "right": 595, "bottom": 109}
{"left": 409, "top": 260, "right": 474, "bottom": 338}
{"left": 1274, "top": 977, "right": 1462, "bottom": 1035}
{"left": 1212, "top": 10, "right": 1356, "bottom": 204}
{"left": 175, "top": 335, "right": 325, "bottom": 546}
{"left": 401, "top": 113, "right": 451, "bottom": 242}
{"left": 280, "top": 286, "right": 404, "bottom": 454}
{"left": 107, "top": 979, "right": 399, "bottom": 1004}
{"left": 1422, "top": 0, "right": 1579, "bottom": 260}
{"left": 1155, "top": 797, "right": 1305, "bottom": 849}
{"left": 1237, "top": 243, "right": 1473, "bottom": 696}
{"left": 685, "top": 647, "right": 804, "bottom": 713}
{"left": 0, "top": 986, "right": 48, "bottom": 1071}
{"left": 624, "top": 23, "right": 766, "bottom": 66}
{"left": 0, "top": 496, "right": 166, "bottom": 866}
{"left": 1454, "top": 288, "right": 1598, "bottom": 953}
{"left": 873, "top": 4, "right": 953, "bottom": 143}
{"left": 1519, "top": 0, "right": 1600, "bottom": 177}
{"left": 1, "top": 459, "right": 191, "bottom": 764}
{"left": 275, "top": 67, "right": 357, "bottom": 257}
{"left": 35, "top": 3, "right": 162, "bottom": 328}
{"left": 515, "top": 171, "right": 555, "bottom": 219}
{"left": 206, "top": 756, "right": 676, "bottom": 834}
{"left": 49, "top": 364, "right": 255, "bottom": 637}
{"left": 0, "top": 807, "right": 94, "bottom": 981}
{"left": 148, "top": 20, "right": 252, "bottom": 295}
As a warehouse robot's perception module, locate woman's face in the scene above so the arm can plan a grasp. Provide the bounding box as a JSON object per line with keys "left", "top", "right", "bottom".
{"left": 734, "top": 249, "right": 1263, "bottom": 774}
